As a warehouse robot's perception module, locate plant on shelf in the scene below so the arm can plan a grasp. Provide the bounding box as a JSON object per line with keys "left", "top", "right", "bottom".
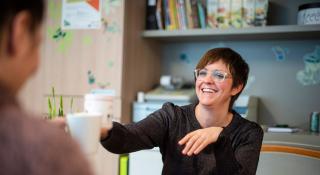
{"left": 47, "top": 87, "right": 75, "bottom": 120}
{"left": 47, "top": 87, "right": 64, "bottom": 120}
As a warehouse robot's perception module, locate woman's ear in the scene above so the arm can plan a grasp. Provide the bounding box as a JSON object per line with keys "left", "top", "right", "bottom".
{"left": 231, "top": 83, "right": 243, "bottom": 96}
{"left": 10, "top": 11, "right": 32, "bottom": 58}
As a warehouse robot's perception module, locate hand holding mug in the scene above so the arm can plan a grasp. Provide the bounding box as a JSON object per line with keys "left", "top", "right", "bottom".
{"left": 66, "top": 112, "right": 102, "bottom": 155}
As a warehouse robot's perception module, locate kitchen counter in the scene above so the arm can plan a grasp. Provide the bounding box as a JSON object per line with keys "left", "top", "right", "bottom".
{"left": 263, "top": 131, "right": 320, "bottom": 150}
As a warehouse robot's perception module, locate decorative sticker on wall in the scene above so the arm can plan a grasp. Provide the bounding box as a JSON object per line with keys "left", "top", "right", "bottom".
{"left": 101, "top": 18, "right": 109, "bottom": 32}
{"left": 52, "top": 27, "right": 67, "bottom": 41}
{"left": 87, "top": 70, "right": 96, "bottom": 85}
{"left": 82, "top": 35, "right": 93, "bottom": 45}
{"left": 107, "top": 60, "right": 114, "bottom": 68}
{"left": 57, "top": 30, "right": 74, "bottom": 53}
{"left": 296, "top": 46, "right": 320, "bottom": 86}
{"left": 272, "top": 46, "right": 289, "bottom": 62}
{"left": 105, "top": 21, "right": 121, "bottom": 33}
{"left": 47, "top": 27, "right": 74, "bottom": 53}
{"left": 87, "top": 70, "right": 111, "bottom": 89}
{"left": 104, "top": 0, "right": 122, "bottom": 16}
{"left": 179, "top": 53, "right": 191, "bottom": 64}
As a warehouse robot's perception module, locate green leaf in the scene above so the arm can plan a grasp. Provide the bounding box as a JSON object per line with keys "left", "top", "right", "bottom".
{"left": 70, "top": 97, "right": 74, "bottom": 113}
{"left": 52, "top": 87, "right": 56, "bottom": 118}
{"left": 48, "top": 97, "right": 52, "bottom": 119}
{"left": 59, "top": 95, "right": 64, "bottom": 117}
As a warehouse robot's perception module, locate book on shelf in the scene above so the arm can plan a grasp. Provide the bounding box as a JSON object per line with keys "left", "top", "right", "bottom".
{"left": 185, "top": 0, "right": 194, "bottom": 28}
{"left": 190, "top": 0, "right": 200, "bottom": 28}
{"left": 254, "top": 0, "right": 268, "bottom": 26}
{"left": 217, "top": 0, "right": 231, "bottom": 29}
{"left": 230, "top": 0, "right": 243, "bottom": 28}
{"left": 146, "top": 0, "right": 270, "bottom": 31}
{"left": 176, "top": 0, "right": 188, "bottom": 30}
{"left": 156, "top": 0, "right": 164, "bottom": 29}
{"left": 207, "top": 0, "right": 218, "bottom": 28}
{"left": 243, "top": 0, "right": 255, "bottom": 27}
{"left": 197, "top": 0, "right": 207, "bottom": 29}
{"left": 146, "top": 0, "right": 158, "bottom": 30}
{"left": 163, "top": 0, "right": 172, "bottom": 30}
{"left": 163, "top": 0, "right": 177, "bottom": 30}
{"left": 169, "top": 0, "right": 179, "bottom": 30}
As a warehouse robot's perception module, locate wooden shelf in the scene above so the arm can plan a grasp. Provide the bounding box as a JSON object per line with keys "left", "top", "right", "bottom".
{"left": 142, "top": 25, "right": 320, "bottom": 41}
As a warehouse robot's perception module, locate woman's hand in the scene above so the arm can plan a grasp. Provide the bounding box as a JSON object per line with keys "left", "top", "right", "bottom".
{"left": 100, "top": 127, "right": 109, "bottom": 140}
{"left": 178, "top": 127, "right": 223, "bottom": 156}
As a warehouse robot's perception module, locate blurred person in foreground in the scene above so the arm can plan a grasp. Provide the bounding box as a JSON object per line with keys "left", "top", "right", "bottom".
{"left": 0, "top": 0, "right": 93, "bottom": 174}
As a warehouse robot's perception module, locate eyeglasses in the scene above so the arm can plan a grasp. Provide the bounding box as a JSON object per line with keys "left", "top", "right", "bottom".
{"left": 194, "top": 69, "right": 232, "bottom": 82}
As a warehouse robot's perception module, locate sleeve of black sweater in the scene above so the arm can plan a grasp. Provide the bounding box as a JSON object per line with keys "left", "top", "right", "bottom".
{"left": 100, "top": 104, "right": 174, "bottom": 154}
{"left": 214, "top": 125, "right": 264, "bottom": 175}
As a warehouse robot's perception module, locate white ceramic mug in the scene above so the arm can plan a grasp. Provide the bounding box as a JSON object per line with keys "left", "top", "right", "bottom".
{"left": 84, "top": 93, "right": 114, "bottom": 129}
{"left": 66, "top": 112, "right": 102, "bottom": 155}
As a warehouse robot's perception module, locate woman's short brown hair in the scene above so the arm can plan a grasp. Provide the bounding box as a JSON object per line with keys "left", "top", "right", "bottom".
{"left": 195, "top": 48, "right": 249, "bottom": 111}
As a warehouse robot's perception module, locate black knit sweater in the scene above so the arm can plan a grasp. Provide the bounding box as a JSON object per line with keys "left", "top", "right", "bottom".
{"left": 101, "top": 102, "right": 263, "bottom": 175}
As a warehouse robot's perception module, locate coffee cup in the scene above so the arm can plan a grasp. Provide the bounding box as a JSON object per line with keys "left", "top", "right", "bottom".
{"left": 66, "top": 112, "right": 102, "bottom": 155}
{"left": 84, "top": 93, "right": 114, "bottom": 129}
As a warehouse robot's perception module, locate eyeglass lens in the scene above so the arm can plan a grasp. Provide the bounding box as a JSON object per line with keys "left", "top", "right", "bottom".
{"left": 196, "top": 69, "right": 227, "bottom": 82}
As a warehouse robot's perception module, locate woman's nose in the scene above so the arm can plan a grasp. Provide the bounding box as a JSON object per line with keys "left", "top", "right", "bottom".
{"left": 203, "top": 73, "right": 214, "bottom": 83}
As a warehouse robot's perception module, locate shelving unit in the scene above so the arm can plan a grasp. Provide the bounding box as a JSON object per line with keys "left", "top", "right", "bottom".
{"left": 142, "top": 25, "right": 320, "bottom": 41}
{"left": 123, "top": 0, "right": 320, "bottom": 126}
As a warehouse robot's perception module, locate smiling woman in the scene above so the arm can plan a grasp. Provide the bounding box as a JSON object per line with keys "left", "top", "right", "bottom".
{"left": 100, "top": 47, "right": 263, "bottom": 175}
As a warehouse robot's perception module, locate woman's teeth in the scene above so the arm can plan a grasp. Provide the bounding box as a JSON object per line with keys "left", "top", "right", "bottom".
{"left": 202, "top": 88, "right": 217, "bottom": 93}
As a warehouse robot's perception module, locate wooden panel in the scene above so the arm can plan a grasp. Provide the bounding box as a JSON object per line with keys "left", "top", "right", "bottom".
{"left": 121, "top": 0, "right": 161, "bottom": 123}
{"left": 20, "top": 0, "right": 125, "bottom": 116}
{"left": 42, "top": 0, "right": 124, "bottom": 96}
{"left": 261, "top": 144, "right": 320, "bottom": 159}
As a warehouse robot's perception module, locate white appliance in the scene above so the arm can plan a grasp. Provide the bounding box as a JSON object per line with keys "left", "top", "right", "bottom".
{"left": 233, "top": 95, "right": 259, "bottom": 122}
{"left": 129, "top": 147, "right": 163, "bottom": 175}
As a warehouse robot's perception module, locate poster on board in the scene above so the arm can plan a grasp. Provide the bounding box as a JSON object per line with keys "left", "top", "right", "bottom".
{"left": 61, "top": 0, "right": 101, "bottom": 29}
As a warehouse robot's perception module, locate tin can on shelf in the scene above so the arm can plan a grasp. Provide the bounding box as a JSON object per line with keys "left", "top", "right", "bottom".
{"left": 297, "top": 2, "right": 320, "bottom": 25}
{"left": 309, "top": 111, "right": 319, "bottom": 132}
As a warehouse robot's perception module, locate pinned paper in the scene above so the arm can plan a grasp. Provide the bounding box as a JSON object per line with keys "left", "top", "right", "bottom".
{"left": 272, "top": 46, "right": 289, "bottom": 62}
{"left": 296, "top": 46, "right": 320, "bottom": 86}
{"left": 179, "top": 53, "right": 191, "bottom": 64}
{"left": 61, "top": 0, "right": 102, "bottom": 29}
